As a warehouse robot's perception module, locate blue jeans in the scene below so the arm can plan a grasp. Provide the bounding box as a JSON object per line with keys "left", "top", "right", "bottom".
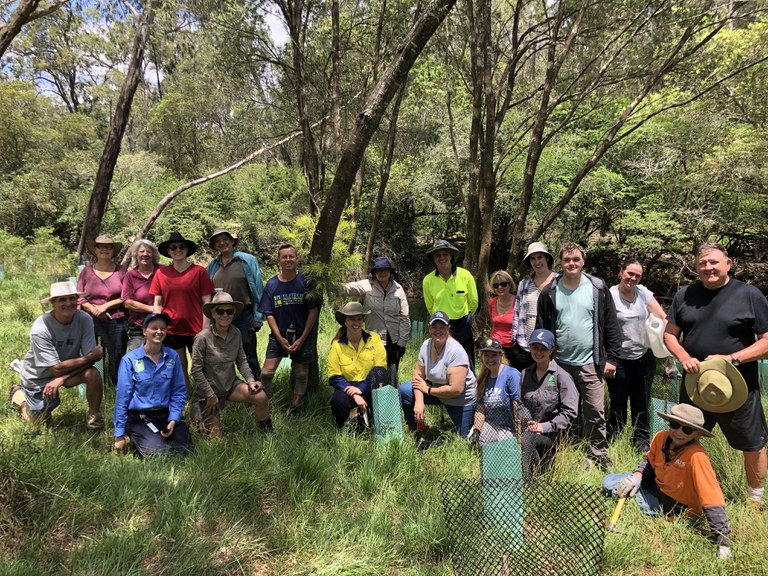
{"left": 603, "top": 472, "right": 662, "bottom": 516}
{"left": 399, "top": 380, "right": 475, "bottom": 437}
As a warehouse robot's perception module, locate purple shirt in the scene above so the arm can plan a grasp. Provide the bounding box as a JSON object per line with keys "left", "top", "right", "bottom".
{"left": 77, "top": 264, "right": 127, "bottom": 319}
{"left": 121, "top": 265, "right": 164, "bottom": 329}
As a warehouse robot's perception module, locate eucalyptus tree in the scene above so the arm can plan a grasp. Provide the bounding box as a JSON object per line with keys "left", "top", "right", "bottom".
{"left": 0, "top": 0, "right": 66, "bottom": 60}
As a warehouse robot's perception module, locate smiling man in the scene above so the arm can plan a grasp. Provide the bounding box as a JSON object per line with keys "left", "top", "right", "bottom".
{"left": 536, "top": 243, "right": 621, "bottom": 470}
{"left": 11, "top": 281, "right": 105, "bottom": 429}
{"left": 664, "top": 242, "right": 768, "bottom": 509}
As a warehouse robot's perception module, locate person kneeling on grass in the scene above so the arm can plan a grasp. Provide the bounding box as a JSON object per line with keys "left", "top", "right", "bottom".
{"left": 399, "top": 311, "right": 477, "bottom": 437}
{"left": 328, "top": 302, "right": 387, "bottom": 429}
{"left": 113, "top": 313, "right": 191, "bottom": 457}
{"left": 191, "top": 292, "right": 272, "bottom": 435}
{"left": 603, "top": 404, "right": 732, "bottom": 559}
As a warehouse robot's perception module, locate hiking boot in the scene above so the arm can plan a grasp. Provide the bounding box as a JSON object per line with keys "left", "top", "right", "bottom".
{"left": 9, "top": 384, "right": 24, "bottom": 410}
{"left": 86, "top": 412, "right": 105, "bottom": 431}
{"left": 259, "top": 418, "right": 274, "bottom": 432}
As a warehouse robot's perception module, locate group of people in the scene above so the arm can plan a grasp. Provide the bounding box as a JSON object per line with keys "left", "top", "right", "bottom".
{"left": 9, "top": 232, "right": 768, "bottom": 558}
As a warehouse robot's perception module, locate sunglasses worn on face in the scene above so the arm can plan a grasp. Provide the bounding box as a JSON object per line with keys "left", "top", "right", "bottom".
{"left": 492, "top": 282, "right": 509, "bottom": 289}
{"left": 215, "top": 308, "right": 235, "bottom": 316}
{"left": 668, "top": 421, "right": 695, "bottom": 435}
{"left": 168, "top": 244, "right": 187, "bottom": 251}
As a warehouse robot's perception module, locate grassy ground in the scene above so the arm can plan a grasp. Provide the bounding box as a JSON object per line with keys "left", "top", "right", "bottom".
{"left": 1, "top": 273, "right": 767, "bottom": 575}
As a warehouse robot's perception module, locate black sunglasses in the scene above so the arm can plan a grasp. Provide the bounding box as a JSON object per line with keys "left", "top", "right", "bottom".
{"left": 492, "top": 282, "right": 509, "bottom": 289}
{"left": 668, "top": 421, "right": 695, "bottom": 435}
{"left": 215, "top": 308, "right": 236, "bottom": 316}
{"left": 168, "top": 244, "right": 187, "bottom": 251}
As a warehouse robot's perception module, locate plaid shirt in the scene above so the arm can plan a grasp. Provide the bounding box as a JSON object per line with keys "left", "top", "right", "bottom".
{"left": 512, "top": 275, "right": 536, "bottom": 348}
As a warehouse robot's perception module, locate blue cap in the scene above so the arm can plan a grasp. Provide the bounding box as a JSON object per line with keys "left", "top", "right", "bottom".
{"left": 143, "top": 312, "right": 171, "bottom": 328}
{"left": 529, "top": 329, "right": 555, "bottom": 349}
{"left": 429, "top": 311, "right": 450, "bottom": 326}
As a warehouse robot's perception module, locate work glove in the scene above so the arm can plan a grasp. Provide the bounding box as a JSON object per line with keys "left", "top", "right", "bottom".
{"left": 466, "top": 428, "right": 480, "bottom": 446}
{"left": 718, "top": 545, "right": 731, "bottom": 560}
{"left": 615, "top": 474, "right": 642, "bottom": 498}
{"left": 251, "top": 319, "right": 263, "bottom": 332}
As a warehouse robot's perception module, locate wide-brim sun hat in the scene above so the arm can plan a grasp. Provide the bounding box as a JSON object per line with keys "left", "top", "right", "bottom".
{"left": 523, "top": 241, "right": 554, "bottom": 268}
{"left": 425, "top": 240, "right": 460, "bottom": 262}
{"left": 657, "top": 403, "right": 713, "bottom": 437}
{"left": 203, "top": 291, "right": 245, "bottom": 319}
{"left": 370, "top": 256, "right": 397, "bottom": 275}
{"left": 684, "top": 357, "right": 748, "bottom": 413}
{"left": 209, "top": 228, "right": 239, "bottom": 249}
{"left": 86, "top": 235, "right": 123, "bottom": 257}
{"left": 158, "top": 231, "right": 198, "bottom": 258}
{"left": 335, "top": 301, "right": 370, "bottom": 325}
{"left": 40, "top": 281, "right": 87, "bottom": 304}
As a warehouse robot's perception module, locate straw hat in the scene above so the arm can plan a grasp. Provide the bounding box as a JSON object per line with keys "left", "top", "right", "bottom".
{"left": 86, "top": 235, "right": 123, "bottom": 257}
{"left": 203, "top": 291, "right": 244, "bottom": 319}
{"left": 684, "top": 357, "right": 748, "bottom": 413}
{"left": 335, "top": 301, "right": 370, "bottom": 325}
{"left": 657, "top": 403, "right": 713, "bottom": 437}
{"left": 40, "top": 281, "right": 87, "bottom": 304}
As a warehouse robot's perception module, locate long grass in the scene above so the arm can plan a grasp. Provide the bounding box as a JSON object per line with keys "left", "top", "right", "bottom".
{"left": 1, "top": 272, "right": 767, "bottom": 575}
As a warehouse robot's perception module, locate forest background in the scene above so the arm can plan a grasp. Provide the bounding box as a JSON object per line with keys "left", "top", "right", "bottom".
{"left": 2, "top": 0, "right": 768, "bottom": 310}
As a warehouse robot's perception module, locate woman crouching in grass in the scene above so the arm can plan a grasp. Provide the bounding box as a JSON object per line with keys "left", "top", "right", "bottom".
{"left": 191, "top": 292, "right": 271, "bottom": 436}
{"left": 113, "top": 313, "right": 191, "bottom": 457}
{"left": 328, "top": 302, "right": 387, "bottom": 429}
{"left": 466, "top": 337, "right": 521, "bottom": 446}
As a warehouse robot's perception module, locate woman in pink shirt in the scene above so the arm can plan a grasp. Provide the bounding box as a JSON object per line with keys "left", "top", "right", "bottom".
{"left": 488, "top": 270, "right": 516, "bottom": 364}
{"left": 77, "top": 234, "right": 127, "bottom": 386}
{"left": 121, "top": 239, "right": 164, "bottom": 351}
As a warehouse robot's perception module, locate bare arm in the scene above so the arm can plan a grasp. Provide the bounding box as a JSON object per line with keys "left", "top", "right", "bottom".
{"left": 664, "top": 322, "right": 699, "bottom": 373}
{"left": 647, "top": 297, "right": 666, "bottom": 321}
{"left": 707, "top": 332, "right": 768, "bottom": 364}
{"left": 153, "top": 295, "right": 163, "bottom": 314}
{"left": 123, "top": 299, "right": 154, "bottom": 314}
{"left": 429, "top": 366, "right": 467, "bottom": 399}
{"left": 51, "top": 346, "right": 103, "bottom": 377}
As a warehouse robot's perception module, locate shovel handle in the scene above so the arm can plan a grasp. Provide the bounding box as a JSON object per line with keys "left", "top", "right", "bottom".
{"left": 608, "top": 496, "right": 627, "bottom": 531}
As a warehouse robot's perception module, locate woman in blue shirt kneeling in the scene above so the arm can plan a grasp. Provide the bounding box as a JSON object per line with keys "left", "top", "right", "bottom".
{"left": 113, "top": 312, "right": 191, "bottom": 457}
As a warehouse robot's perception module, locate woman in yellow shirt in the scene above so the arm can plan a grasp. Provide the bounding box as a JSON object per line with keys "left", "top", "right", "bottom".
{"left": 328, "top": 302, "right": 387, "bottom": 428}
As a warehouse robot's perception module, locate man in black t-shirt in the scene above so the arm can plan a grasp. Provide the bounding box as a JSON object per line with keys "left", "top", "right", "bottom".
{"left": 664, "top": 242, "right": 768, "bottom": 509}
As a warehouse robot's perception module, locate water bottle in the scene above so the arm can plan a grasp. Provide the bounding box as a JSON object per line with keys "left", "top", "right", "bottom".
{"left": 286, "top": 324, "right": 296, "bottom": 345}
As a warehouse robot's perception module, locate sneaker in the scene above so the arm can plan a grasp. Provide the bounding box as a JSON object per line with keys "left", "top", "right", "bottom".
{"left": 747, "top": 499, "right": 765, "bottom": 511}
{"left": 9, "top": 384, "right": 24, "bottom": 410}
{"left": 86, "top": 412, "right": 105, "bottom": 431}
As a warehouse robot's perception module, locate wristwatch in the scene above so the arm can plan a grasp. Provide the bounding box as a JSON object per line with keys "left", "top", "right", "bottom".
{"left": 428, "top": 385, "right": 432, "bottom": 395}
{"left": 730, "top": 354, "right": 741, "bottom": 366}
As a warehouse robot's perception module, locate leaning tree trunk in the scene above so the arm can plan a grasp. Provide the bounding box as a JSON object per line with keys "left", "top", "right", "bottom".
{"left": 310, "top": 0, "right": 459, "bottom": 264}
{"left": 0, "top": 0, "right": 66, "bottom": 60}
{"left": 76, "top": 2, "right": 154, "bottom": 258}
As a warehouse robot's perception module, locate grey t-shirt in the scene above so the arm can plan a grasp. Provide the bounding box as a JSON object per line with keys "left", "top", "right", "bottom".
{"left": 610, "top": 284, "right": 653, "bottom": 360}
{"left": 20, "top": 311, "right": 96, "bottom": 390}
{"left": 418, "top": 337, "right": 477, "bottom": 406}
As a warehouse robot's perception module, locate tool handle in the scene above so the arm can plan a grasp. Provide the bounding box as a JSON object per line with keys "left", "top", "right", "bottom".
{"left": 608, "top": 496, "right": 627, "bottom": 531}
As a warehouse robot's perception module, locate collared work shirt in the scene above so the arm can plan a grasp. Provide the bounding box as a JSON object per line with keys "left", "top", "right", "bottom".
{"left": 327, "top": 330, "right": 386, "bottom": 393}
{"left": 191, "top": 326, "right": 254, "bottom": 399}
{"left": 422, "top": 267, "right": 478, "bottom": 319}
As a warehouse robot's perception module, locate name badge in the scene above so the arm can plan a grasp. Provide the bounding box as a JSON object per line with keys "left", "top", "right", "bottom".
{"left": 547, "top": 375, "right": 556, "bottom": 387}
{"left": 134, "top": 359, "right": 145, "bottom": 372}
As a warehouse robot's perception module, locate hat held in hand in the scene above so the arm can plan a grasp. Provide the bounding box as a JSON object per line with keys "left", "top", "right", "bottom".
{"left": 684, "top": 357, "right": 748, "bottom": 413}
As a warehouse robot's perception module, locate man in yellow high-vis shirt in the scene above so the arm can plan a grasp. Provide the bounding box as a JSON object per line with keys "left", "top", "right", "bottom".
{"left": 422, "top": 240, "right": 478, "bottom": 369}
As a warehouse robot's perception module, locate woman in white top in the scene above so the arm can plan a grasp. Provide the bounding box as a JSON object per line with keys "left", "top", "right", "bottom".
{"left": 340, "top": 256, "right": 410, "bottom": 384}
{"left": 509, "top": 242, "right": 556, "bottom": 371}
{"left": 608, "top": 258, "right": 666, "bottom": 451}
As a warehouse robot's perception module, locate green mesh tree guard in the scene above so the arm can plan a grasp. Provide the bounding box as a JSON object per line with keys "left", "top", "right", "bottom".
{"left": 650, "top": 397, "right": 677, "bottom": 437}
{"left": 481, "top": 438, "right": 524, "bottom": 545}
{"left": 760, "top": 360, "right": 768, "bottom": 393}
{"left": 441, "top": 478, "right": 606, "bottom": 576}
{"left": 372, "top": 385, "right": 403, "bottom": 443}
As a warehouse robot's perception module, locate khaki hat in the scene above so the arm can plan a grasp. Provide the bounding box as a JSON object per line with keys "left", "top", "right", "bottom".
{"left": 685, "top": 357, "right": 748, "bottom": 413}
{"left": 335, "top": 301, "right": 370, "bottom": 325}
{"left": 40, "top": 281, "right": 87, "bottom": 304}
{"left": 86, "top": 235, "right": 123, "bottom": 257}
{"left": 203, "top": 291, "right": 244, "bottom": 319}
{"left": 209, "top": 228, "right": 239, "bottom": 249}
{"left": 523, "top": 241, "right": 554, "bottom": 268}
{"left": 658, "top": 403, "right": 713, "bottom": 437}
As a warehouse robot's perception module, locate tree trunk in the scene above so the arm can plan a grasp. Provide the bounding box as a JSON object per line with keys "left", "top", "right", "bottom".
{"left": 310, "top": 0, "right": 459, "bottom": 264}
{"left": 0, "top": 0, "right": 66, "bottom": 60}
{"left": 77, "top": 3, "right": 154, "bottom": 258}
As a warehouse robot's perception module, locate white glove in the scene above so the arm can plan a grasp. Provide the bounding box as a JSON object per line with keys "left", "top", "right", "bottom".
{"left": 718, "top": 545, "right": 731, "bottom": 560}
{"left": 615, "top": 474, "right": 642, "bottom": 498}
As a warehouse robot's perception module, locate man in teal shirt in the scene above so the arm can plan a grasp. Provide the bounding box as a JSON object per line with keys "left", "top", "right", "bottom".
{"left": 423, "top": 240, "right": 478, "bottom": 369}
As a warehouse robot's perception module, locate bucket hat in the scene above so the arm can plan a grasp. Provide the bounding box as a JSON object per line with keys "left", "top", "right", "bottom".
{"left": 523, "top": 241, "right": 554, "bottom": 268}
{"left": 203, "top": 291, "right": 244, "bottom": 320}
{"left": 684, "top": 357, "right": 748, "bottom": 413}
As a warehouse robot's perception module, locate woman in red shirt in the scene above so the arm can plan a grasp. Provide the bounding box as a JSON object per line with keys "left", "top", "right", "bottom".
{"left": 488, "top": 270, "right": 516, "bottom": 364}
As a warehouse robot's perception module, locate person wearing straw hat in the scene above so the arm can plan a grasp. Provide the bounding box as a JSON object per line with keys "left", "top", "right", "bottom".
{"left": 664, "top": 242, "right": 768, "bottom": 509}
{"left": 191, "top": 292, "right": 272, "bottom": 436}
{"left": 509, "top": 242, "right": 556, "bottom": 371}
{"left": 77, "top": 234, "right": 127, "bottom": 386}
{"left": 151, "top": 231, "right": 216, "bottom": 405}
{"left": 422, "top": 240, "right": 478, "bottom": 370}
{"left": 10, "top": 281, "right": 105, "bottom": 429}
{"left": 340, "top": 256, "right": 410, "bottom": 382}
{"left": 327, "top": 302, "right": 387, "bottom": 428}
{"left": 206, "top": 227, "right": 265, "bottom": 379}
{"left": 603, "top": 404, "right": 732, "bottom": 559}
